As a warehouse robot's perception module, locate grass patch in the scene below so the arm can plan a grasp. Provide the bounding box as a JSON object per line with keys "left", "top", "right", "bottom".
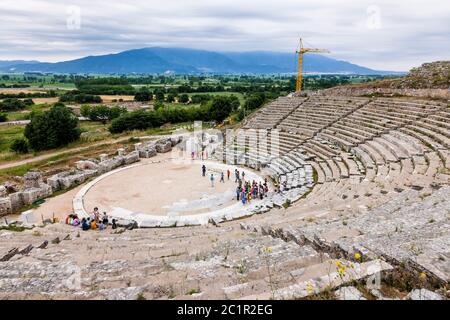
{"left": 186, "top": 288, "right": 201, "bottom": 295}
{"left": 0, "top": 125, "right": 25, "bottom": 153}
{"left": 0, "top": 224, "right": 27, "bottom": 232}
{"left": 282, "top": 199, "right": 292, "bottom": 209}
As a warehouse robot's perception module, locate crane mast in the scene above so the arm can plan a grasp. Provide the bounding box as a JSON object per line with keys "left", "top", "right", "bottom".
{"left": 295, "top": 38, "right": 330, "bottom": 92}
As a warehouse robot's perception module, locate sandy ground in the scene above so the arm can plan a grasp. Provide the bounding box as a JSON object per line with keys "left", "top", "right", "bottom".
{"left": 100, "top": 95, "right": 135, "bottom": 103}
{"left": 7, "top": 184, "right": 83, "bottom": 223}
{"left": 32, "top": 97, "right": 59, "bottom": 104}
{"left": 0, "top": 88, "right": 41, "bottom": 94}
{"left": 83, "top": 158, "right": 242, "bottom": 216}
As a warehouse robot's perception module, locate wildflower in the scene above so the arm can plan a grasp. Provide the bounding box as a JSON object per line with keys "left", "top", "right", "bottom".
{"left": 354, "top": 253, "right": 361, "bottom": 261}
{"left": 335, "top": 260, "right": 341, "bottom": 267}
{"left": 264, "top": 246, "right": 273, "bottom": 253}
{"left": 306, "top": 282, "right": 315, "bottom": 294}
{"left": 420, "top": 272, "right": 427, "bottom": 279}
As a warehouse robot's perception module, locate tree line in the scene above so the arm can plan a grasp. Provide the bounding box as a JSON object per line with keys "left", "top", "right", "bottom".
{"left": 109, "top": 96, "right": 240, "bottom": 134}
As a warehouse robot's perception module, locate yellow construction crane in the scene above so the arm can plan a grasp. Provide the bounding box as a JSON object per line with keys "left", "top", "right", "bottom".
{"left": 296, "top": 38, "right": 330, "bottom": 92}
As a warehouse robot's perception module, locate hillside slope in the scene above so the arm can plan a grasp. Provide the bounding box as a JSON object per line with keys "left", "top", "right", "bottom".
{"left": 1, "top": 47, "right": 393, "bottom": 75}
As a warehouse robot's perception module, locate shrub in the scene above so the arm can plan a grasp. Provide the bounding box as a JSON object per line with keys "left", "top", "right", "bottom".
{"left": 179, "top": 94, "right": 189, "bottom": 103}
{"left": 108, "top": 95, "right": 239, "bottom": 134}
{"left": 153, "top": 101, "right": 164, "bottom": 111}
{"left": 0, "top": 112, "right": 7, "bottom": 122}
{"left": 10, "top": 138, "right": 29, "bottom": 154}
{"left": 80, "top": 104, "right": 92, "bottom": 118}
{"left": 166, "top": 93, "right": 177, "bottom": 103}
{"left": 0, "top": 98, "right": 33, "bottom": 111}
{"left": 24, "top": 103, "right": 81, "bottom": 151}
{"left": 86, "top": 105, "right": 112, "bottom": 123}
{"left": 80, "top": 105, "right": 127, "bottom": 122}
{"left": 109, "top": 110, "right": 163, "bottom": 133}
{"left": 75, "top": 77, "right": 135, "bottom": 95}
{"left": 59, "top": 91, "right": 102, "bottom": 104}
{"left": 244, "top": 93, "right": 266, "bottom": 111}
{"left": 154, "top": 89, "right": 165, "bottom": 101}
{"left": 109, "top": 106, "right": 127, "bottom": 120}
{"left": 191, "top": 94, "right": 212, "bottom": 104}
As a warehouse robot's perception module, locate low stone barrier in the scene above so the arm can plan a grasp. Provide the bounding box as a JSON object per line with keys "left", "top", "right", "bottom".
{"left": 73, "top": 159, "right": 311, "bottom": 228}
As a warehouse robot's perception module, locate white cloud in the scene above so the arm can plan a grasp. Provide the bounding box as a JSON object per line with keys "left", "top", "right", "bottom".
{"left": 0, "top": 0, "right": 448, "bottom": 71}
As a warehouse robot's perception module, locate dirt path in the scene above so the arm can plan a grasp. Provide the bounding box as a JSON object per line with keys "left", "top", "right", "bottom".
{"left": 0, "top": 135, "right": 169, "bottom": 171}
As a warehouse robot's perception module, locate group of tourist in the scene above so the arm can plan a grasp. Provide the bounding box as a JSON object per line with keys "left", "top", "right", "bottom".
{"left": 236, "top": 179, "right": 269, "bottom": 205}
{"left": 201, "top": 165, "right": 269, "bottom": 205}
{"left": 65, "top": 207, "right": 118, "bottom": 231}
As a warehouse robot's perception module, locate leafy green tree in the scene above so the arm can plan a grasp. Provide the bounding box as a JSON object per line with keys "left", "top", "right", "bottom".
{"left": 244, "top": 93, "right": 266, "bottom": 111}
{"left": 134, "top": 88, "right": 153, "bottom": 102}
{"left": 24, "top": 103, "right": 81, "bottom": 151}
{"left": 154, "top": 89, "right": 165, "bottom": 101}
{"left": 88, "top": 105, "right": 111, "bottom": 123}
{"left": 166, "top": 93, "right": 176, "bottom": 103}
{"left": 179, "top": 94, "right": 189, "bottom": 103}
{"left": 206, "top": 96, "right": 239, "bottom": 122}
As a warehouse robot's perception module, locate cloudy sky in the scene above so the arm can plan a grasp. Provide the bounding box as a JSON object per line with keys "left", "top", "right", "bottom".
{"left": 0, "top": 0, "right": 449, "bottom": 71}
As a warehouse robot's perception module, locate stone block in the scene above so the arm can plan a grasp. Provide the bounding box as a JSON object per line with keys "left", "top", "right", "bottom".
{"left": 124, "top": 151, "right": 139, "bottom": 164}
{"left": 0, "top": 197, "right": 12, "bottom": 217}
{"left": 0, "top": 186, "right": 7, "bottom": 197}
{"left": 134, "top": 143, "right": 143, "bottom": 151}
{"left": 406, "top": 289, "right": 444, "bottom": 300}
{"left": 58, "top": 170, "right": 92, "bottom": 189}
{"left": 23, "top": 171, "right": 43, "bottom": 189}
{"left": 47, "top": 172, "right": 71, "bottom": 192}
{"left": 38, "top": 183, "right": 52, "bottom": 198}
{"left": 155, "top": 140, "right": 172, "bottom": 153}
{"left": 75, "top": 160, "right": 99, "bottom": 171}
{"left": 21, "top": 210, "right": 35, "bottom": 223}
{"left": 20, "top": 188, "right": 42, "bottom": 206}
{"left": 335, "top": 286, "right": 366, "bottom": 300}
{"left": 9, "top": 192, "right": 23, "bottom": 213}
{"left": 99, "top": 157, "right": 123, "bottom": 173}
{"left": 138, "top": 147, "right": 157, "bottom": 158}
{"left": 170, "top": 136, "right": 182, "bottom": 147}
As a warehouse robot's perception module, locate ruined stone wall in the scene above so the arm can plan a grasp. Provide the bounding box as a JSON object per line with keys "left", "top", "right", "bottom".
{"left": 0, "top": 136, "right": 184, "bottom": 217}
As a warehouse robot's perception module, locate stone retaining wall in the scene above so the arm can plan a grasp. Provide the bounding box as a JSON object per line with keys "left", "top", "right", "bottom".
{"left": 314, "top": 87, "right": 449, "bottom": 100}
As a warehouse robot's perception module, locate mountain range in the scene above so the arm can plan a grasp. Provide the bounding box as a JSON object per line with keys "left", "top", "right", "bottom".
{"left": 0, "top": 47, "right": 400, "bottom": 75}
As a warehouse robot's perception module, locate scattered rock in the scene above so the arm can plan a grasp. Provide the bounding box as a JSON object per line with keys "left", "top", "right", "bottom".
{"left": 18, "top": 244, "right": 33, "bottom": 255}
{"left": 37, "top": 240, "right": 48, "bottom": 249}
{"left": 406, "top": 289, "right": 444, "bottom": 300}
{"left": 0, "top": 248, "right": 19, "bottom": 262}
{"left": 335, "top": 286, "right": 367, "bottom": 300}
